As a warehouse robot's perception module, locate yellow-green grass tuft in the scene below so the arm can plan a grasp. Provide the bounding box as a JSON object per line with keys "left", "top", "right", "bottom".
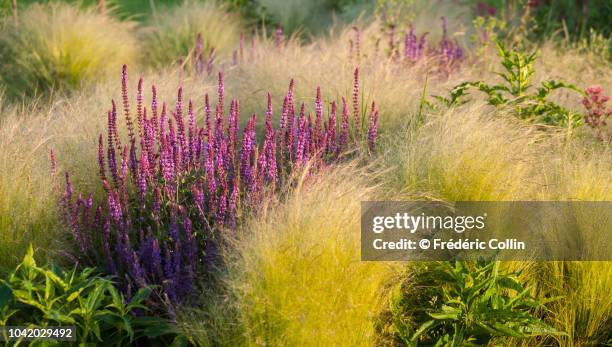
{"left": 0, "top": 3, "right": 138, "bottom": 100}
{"left": 389, "top": 104, "right": 545, "bottom": 201}
{"left": 226, "top": 163, "right": 402, "bottom": 346}
{"left": 142, "top": 1, "right": 242, "bottom": 68}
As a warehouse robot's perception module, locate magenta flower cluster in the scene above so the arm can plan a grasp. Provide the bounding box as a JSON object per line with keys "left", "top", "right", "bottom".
{"left": 350, "top": 17, "right": 464, "bottom": 73}
{"left": 58, "top": 65, "right": 378, "bottom": 307}
{"left": 582, "top": 85, "right": 611, "bottom": 139}
{"left": 402, "top": 17, "right": 463, "bottom": 70}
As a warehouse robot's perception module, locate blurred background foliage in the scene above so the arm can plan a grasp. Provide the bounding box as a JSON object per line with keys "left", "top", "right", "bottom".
{"left": 2, "top": 0, "right": 610, "bottom": 45}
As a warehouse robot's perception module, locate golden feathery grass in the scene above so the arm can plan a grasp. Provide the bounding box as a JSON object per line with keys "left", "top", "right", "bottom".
{"left": 142, "top": 1, "right": 242, "bottom": 68}
{"left": 226, "top": 163, "right": 402, "bottom": 346}
{"left": 0, "top": 3, "right": 138, "bottom": 100}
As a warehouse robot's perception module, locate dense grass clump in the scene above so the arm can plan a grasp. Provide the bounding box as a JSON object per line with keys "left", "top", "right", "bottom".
{"left": 142, "top": 1, "right": 241, "bottom": 68}
{"left": 0, "top": 3, "right": 138, "bottom": 100}
{"left": 226, "top": 163, "right": 402, "bottom": 346}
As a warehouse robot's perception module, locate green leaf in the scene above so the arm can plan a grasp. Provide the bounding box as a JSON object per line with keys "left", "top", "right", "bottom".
{"left": 410, "top": 320, "right": 439, "bottom": 342}
{"left": 129, "top": 287, "right": 152, "bottom": 305}
{"left": 22, "top": 244, "right": 37, "bottom": 268}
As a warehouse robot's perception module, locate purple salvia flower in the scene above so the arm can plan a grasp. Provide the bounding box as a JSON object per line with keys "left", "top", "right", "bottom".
{"left": 227, "top": 100, "right": 237, "bottom": 152}
{"left": 275, "top": 22, "right": 283, "bottom": 47}
{"left": 367, "top": 101, "right": 378, "bottom": 152}
{"left": 314, "top": 87, "right": 323, "bottom": 149}
{"left": 305, "top": 113, "right": 313, "bottom": 162}
{"left": 228, "top": 177, "right": 238, "bottom": 228}
{"left": 279, "top": 95, "right": 289, "bottom": 169}
{"left": 138, "top": 150, "right": 149, "bottom": 205}
{"left": 216, "top": 179, "right": 228, "bottom": 225}
{"left": 404, "top": 24, "right": 418, "bottom": 62}
{"left": 107, "top": 126, "right": 119, "bottom": 187}
{"left": 295, "top": 109, "right": 306, "bottom": 164}
{"left": 149, "top": 232, "right": 163, "bottom": 279}
{"left": 352, "top": 67, "right": 360, "bottom": 141}
{"left": 159, "top": 102, "right": 167, "bottom": 143}
{"left": 127, "top": 249, "right": 147, "bottom": 288}
{"left": 188, "top": 99, "right": 195, "bottom": 165}
{"left": 204, "top": 94, "right": 212, "bottom": 142}
{"left": 205, "top": 144, "right": 217, "bottom": 212}
{"left": 159, "top": 144, "right": 171, "bottom": 183}
{"left": 339, "top": 97, "right": 349, "bottom": 152}
{"left": 121, "top": 65, "right": 135, "bottom": 144}
{"left": 233, "top": 100, "right": 240, "bottom": 150}
{"left": 266, "top": 129, "right": 277, "bottom": 184}
{"left": 174, "top": 88, "right": 188, "bottom": 167}
{"left": 108, "top": 190, "right": 122, "bottom": 224}
{"left": 110, "top": 101, "right": 122, "bottom": 152}
{"left": 136, "top": 78, "right": 143, "bottom": 139}
{"left": 144, "top": 117, "right": 156, "bottom": 175}
{"left": 120, "top": 145, "right": 128, "bottom": 186}
{"left": 232, "top": 50, "right": 238, "bottom": 65}
{"left": 169, "top": 220, "right": 179, "bottom": 241}
{"left": 240, "top": 115, "right": 256, "bottom": 190}
{"left": 151, "top": 85, "right": 159, "bottom": 138}
{"left": 50, "top": 149, "right": 57, "bottom": 178}
{"left": 163, "top": 245, "right": 177, "bottom": 302}
{"left": 328, "top": 101, "right": 337, "bottom": 155}
{"left": 217, "top": 72, "right": 225, "bottom": 115}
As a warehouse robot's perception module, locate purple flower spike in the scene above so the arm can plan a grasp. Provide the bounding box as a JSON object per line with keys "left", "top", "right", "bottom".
{"left": 367, "top": 101, "right": 378, "bottom": 152}
{"left": 50, "top": 149, "right": 57, "bottom": 178}
{"left": 121, "top": 65, "right": 135, "bottom": 144}
{"left": 339, "top": 97, "right": 349, "bottom": 152}
{"left": 352, "top": 67, "right": 360, "bottom": 140}
{"left": 137, "top": 78, "right": 144, "bottom": 139}
{"left": 151, "top": 85, "right": 159, "bottom": 138}
{"left": 56, "top": 69, "right": 381, "bottom": 311}
{"left": 275, "top": 22, "right": 283, "bottom": 47}
{"left": 328, "top": 101, "right": 337, "bottom": 155}
{"left": 218, "top": 72, "right": 225, "bottom": 115}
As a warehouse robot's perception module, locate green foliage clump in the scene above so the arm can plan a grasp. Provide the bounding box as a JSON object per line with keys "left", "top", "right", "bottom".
{"left": 142, "top": 1, "right": 242, "bottom": 68}
{"left": 379, "top": 261, "right": 562, "bottom": 346}
{"left": 438, "top": 42, "right": 585, "bottom": 127}
{"left": 0, "top": 3, "right": 138, "bottom": 100}
{"left": 0, "top": 245, "right": 181, "bottom": 345}
{"left": 530, "top": 0, "right": 612, "bottom": 42}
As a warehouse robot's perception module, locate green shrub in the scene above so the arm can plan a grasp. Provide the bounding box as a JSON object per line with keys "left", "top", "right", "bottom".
{"left": 437, "top": 42, "right": 585, "bottom": 128}
{"left": 142, "top": 0, "right": 241, "bottom": 68}
{"left": 379, "top": 261, "right": 562, "bottom": 346}
{"left": 0, "top": 245, "right": 181, "bottom": 345}
{"left": 0, "top": 3, "right": 138, "bottom": 100}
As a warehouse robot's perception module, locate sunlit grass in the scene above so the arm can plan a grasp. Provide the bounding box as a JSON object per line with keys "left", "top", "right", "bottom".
{"left": 0, "top": 3, "right": 138, "bottom": 100}
{"left": 142, "top": 0, "right": 242, "bottom": 68}
{"left": 226, "top": 163, "right": 402, "bottom": 346}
